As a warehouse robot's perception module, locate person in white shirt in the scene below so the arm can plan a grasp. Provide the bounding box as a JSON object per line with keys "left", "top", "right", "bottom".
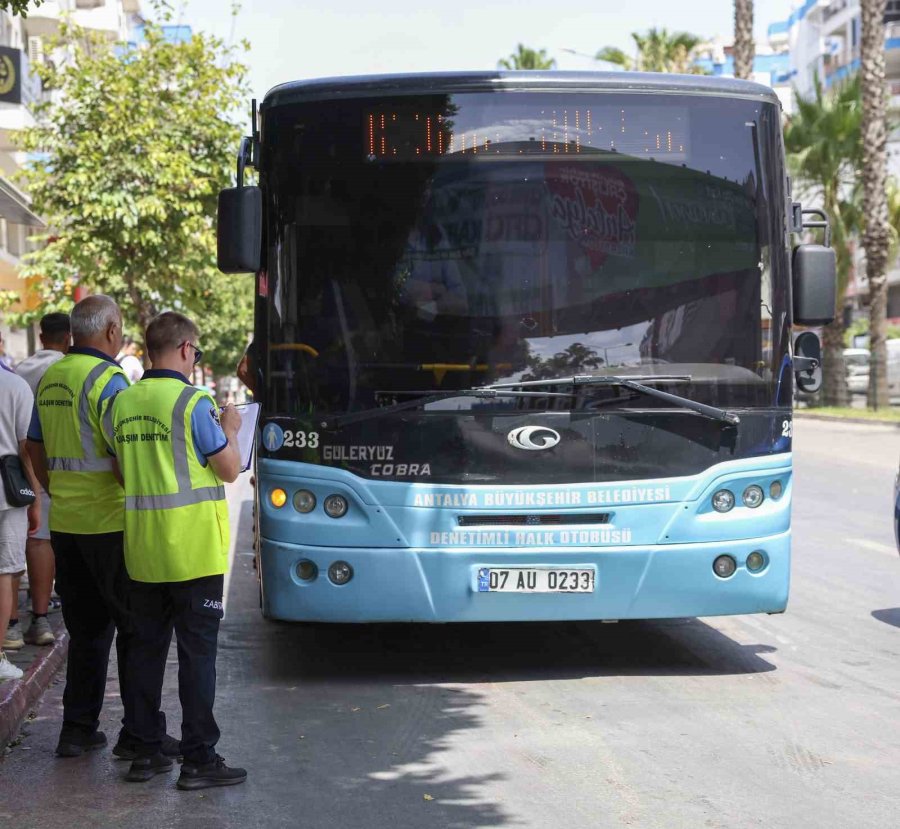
{"left": 4, "top": 314, "right": 70, "bottom": 650}
{"left": 116, "top": 337, "right": 144, "bottom": 384}
{"left": 16, "top": 313, "right": 71, "bottom": 393}
{"left": 0, "top": 330, "right": 40, "bottom": 681}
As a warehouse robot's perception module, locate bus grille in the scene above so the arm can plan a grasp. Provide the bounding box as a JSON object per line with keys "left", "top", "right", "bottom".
{"left": 457, "top": 513, "right": 611, "bottom": 527}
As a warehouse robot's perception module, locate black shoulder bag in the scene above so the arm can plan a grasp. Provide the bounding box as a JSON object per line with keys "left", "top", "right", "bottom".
{"left": 0, "top": 455, "right": 36, "bottom": 507}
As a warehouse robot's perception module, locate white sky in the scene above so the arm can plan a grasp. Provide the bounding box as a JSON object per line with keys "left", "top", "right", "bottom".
{"left": 173, "top": 0, "right": 791, "bottom": 104}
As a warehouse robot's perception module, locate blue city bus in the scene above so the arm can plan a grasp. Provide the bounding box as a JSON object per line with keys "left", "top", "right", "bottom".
{"left": 217, "top": 72, "right": 835, "bottom": 622}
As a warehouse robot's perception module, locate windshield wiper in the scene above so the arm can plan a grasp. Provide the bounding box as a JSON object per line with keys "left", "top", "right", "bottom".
{"left": 319, "top": 388, "right": 576, "bottom": 430}
{"left": 486, "top": 374, "right": 739, "bottom": 426}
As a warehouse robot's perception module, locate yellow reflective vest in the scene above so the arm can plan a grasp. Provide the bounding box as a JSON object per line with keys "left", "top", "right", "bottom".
{"left": 36, "top": 351, "right": 126, "bottom": 534}
{"left": 103, "top": 376, "right": 230, "bottom": 583}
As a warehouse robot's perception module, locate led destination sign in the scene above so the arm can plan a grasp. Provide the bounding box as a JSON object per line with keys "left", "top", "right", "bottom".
{"left": 366, "top": 103, "right": 689, "bottom": 161}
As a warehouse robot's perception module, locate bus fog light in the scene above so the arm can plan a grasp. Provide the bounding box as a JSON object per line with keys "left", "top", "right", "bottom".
{"left": 324, "top": 494, "right": 348, "bottom": 518}
{"left": 328, "top": 561, "right": 353, "bottom": 585}
{"left": 712, "top": 489, "right": 735, "bottom": 513}
{"left": 296, "top": 560, "right": 318, "bottom": 581}
{"left": 746, "top": 551, "right": 766, "bottom": 572}
{"left": 270, "top": 488, "right": 287, "bottom": 509}
{"left": 293, "top": 489, "right": 316, "bottom": 513}
{"left": 742, "top": 485, "right": 764, "bottom": 508}
{"left": 769, "top": 481, "right": 783, "bottom": 499}
{"left": 713, "top": 555, "right": 737, "bottom": 578}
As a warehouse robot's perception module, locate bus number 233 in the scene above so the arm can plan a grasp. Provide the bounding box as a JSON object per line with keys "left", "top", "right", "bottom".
{"left": 283, "top": 431, "right": 319, "bottom": 449}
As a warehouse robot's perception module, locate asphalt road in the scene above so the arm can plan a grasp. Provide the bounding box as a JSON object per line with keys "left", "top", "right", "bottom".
{"left": 2, "top": 417, "right": 900, "bottom": 829}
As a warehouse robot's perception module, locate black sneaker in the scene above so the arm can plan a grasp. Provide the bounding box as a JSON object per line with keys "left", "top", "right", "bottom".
{"left": 56, "top": 729, "right": 107, "bottom": 758}
{"left": 124, "top": 752, "right": 174, "bottom": 782}
{"left": 177, "top": 755, "right": 247, "bottom": 790}
{"left": 113, "top": 734, "right": 182, "bottom": 761}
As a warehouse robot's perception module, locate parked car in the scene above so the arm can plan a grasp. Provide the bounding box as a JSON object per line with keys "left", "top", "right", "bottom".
{"left": 843, "top": 347, "right": 870, "bottom": 396}
{"left": 888, "top": 340, "right": 900, "bottom": 403}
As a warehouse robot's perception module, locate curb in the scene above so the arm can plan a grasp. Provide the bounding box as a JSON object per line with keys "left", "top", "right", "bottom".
{"left": 794, "top": 412, "right": 900, "bottom": 427}
{"left": 0, "top": 622, "right": 68, "bottom": 750}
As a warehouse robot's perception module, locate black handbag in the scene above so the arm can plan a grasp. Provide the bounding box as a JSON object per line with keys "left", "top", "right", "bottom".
{"left": 0, "top": 454, "right": 36, "bottom": 508}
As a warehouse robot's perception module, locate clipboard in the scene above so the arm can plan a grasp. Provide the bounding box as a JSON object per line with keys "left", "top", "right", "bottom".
{"left": 232, "top": 403, "right": 261, "bottom": 472}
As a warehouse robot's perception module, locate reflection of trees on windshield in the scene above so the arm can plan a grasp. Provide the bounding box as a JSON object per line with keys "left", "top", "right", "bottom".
{"left": 521, "top": 342, "right": 604, "bottom": 381}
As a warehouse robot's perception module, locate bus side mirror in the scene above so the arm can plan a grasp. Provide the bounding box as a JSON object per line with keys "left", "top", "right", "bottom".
{"left": 217, "top": 186, "right": 262, "bottom": 274}
{"left": 794, "top": 331, "right": 823, "bottom": 394}
{"left": 792, "top": 244, "right": 836, "bottom": 326}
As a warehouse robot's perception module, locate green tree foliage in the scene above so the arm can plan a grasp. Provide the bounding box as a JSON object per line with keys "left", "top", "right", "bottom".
{"left": 14, "top": 15, "right": 251, "bottom": 378}
{"left": 0, "top": 0, "right": 43, "bottom": 16}
{"left": 498, "top": 44, "right": 556, "bottom": 70}
{"left": 784, "top": 74, "right": 862, "bottom": 405}
{"left": 596, "top": 28, "right": 705, "bottom": 73}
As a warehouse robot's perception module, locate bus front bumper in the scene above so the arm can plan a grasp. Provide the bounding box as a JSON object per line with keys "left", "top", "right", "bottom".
{"left": 258, "top": 532, "right": 790, "bottom": 622}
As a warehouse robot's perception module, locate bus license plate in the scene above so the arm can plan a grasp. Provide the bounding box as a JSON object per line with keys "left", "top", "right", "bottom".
{"left": 477, "top": 567, "right": 594, "bottom": 593}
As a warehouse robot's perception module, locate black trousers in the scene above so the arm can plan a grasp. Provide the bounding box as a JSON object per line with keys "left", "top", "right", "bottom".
{"left": 126, "top": 574, "right": 224, "bottom": 764}
{"left": 51, "top": 531, "right": 137, "bottom": 740}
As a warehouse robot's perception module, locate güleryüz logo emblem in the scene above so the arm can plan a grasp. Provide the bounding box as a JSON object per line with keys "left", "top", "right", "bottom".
{"left": 507, "top": 426, "right": 561, "bottom": 451}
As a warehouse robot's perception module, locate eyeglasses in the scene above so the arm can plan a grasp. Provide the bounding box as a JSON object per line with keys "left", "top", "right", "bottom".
{"left": 181, "top": 341, "right": 204, "bottom": 366}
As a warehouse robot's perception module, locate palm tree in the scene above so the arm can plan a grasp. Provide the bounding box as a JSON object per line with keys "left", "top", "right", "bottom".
{"left": 860, "top": 0, "right": 892, "bottom": 409}
{"left": 733, "top": 0, "right": 755, "bottom": 79}
{"left": 498, "top": 44, "right": 556, "bottom": 71}
{"left": 784, "top": 75, "right": 863, "bottom": 406}
{"left": 523, "top": 343, "right": 603, "bottom": 381}
{"left": 596, "top": 28, "right": 704, "bottom": 73}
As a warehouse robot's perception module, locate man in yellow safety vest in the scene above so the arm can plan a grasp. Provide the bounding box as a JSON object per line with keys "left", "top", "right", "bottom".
{"left": 26, "top": 295, "right": 177, "bottom": 759}
{"left": 103, "top": 310, "right": 246, "bottom": 789}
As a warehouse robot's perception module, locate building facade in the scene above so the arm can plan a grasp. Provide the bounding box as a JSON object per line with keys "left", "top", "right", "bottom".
{"left": 693, "top": 36, "right": 794, "bottom": 112}
{"left": 769, "top": 0, "right": 900, "bottom": 320}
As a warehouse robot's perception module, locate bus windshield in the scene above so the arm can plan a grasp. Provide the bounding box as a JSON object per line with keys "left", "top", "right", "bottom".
{"left": 262, "top": 91, "right": 789, "bottom": 420}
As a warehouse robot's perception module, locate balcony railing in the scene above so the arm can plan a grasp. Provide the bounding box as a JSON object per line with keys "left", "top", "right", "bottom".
{"left": 825, "top": 0, "right": 851, "bottom": 23}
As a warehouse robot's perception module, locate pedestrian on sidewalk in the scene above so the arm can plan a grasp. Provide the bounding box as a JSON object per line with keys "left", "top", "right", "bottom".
{"left": 0, "top": 330, "right": 40, "bottom": 682}
{"left": 103, "top": 310, "right": 246, "bottom": 790}
{"left": 26, "top": 296, "right": 178, "bottom": 758}
{"left": 116, "top": 336, "right": 144, "bottom": 384}
{"left": 5, "top": 313, "right": 71, "bottom": 651}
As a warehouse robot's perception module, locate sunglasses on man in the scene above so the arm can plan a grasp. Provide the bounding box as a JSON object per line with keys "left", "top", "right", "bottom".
{"left": 181, "top": 341, "right": 204, "bottom": 365}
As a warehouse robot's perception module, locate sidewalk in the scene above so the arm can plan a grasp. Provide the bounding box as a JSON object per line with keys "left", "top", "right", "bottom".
{"left": 0, "top": 589, "right": 68, "bottom": 750}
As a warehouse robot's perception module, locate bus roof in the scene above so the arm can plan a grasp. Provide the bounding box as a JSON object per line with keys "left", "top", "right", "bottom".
{"left": 261, "top": 70, "right": 781, "bottom": 110}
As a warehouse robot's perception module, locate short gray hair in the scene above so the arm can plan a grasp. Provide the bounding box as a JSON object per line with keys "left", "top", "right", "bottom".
{"left": 70, "top": 295, "right": 121, "bottom": 342}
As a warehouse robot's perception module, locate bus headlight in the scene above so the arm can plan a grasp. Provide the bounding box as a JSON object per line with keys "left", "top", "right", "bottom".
{"left": 769, "top": 481, "right": 783, "bottom": 499}
{"left": 742, "top": 485, "right": 765, "bottom": 508}
{"left": 713, "top": 555, "right": 737, "bottom": 578}
{"left": 746, "top": 551, "right": 766, "bottom": 572}
{"left": 270, "top": 488, "right": 287, "bottom": 509}
{"left": 712, "top": 489, "right": 735, "bottom": 513}
{"left": 293, "top": 489, "right": 316, "bottom": 513}
{"left": 296, "top": 560, "right": 318, "bottom": 581}
{"left": 323, "top": 494, "right": 348, "bottom": 518}
{"left": 328, "top": 561, "right": 353, "bottom": 585}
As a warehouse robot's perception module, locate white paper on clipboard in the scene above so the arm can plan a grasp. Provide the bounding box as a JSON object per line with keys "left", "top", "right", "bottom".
{"left": 232, "top": 403, "right": 260, "bottom": 472}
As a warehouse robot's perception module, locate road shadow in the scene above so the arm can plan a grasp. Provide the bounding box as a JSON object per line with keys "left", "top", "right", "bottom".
{"left": 236, "top": 617, "right": 777, "bottom": 685}
{"left": 872, "top": 608, "right": 900, "bottom": 629}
